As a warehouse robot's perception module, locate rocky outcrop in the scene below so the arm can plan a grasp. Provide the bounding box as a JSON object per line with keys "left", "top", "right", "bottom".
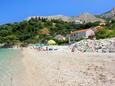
{"left": 73, "top": 38, "right": 115, "bottom": 53}
{"left": 27, "top": 13, "right": 105, "bottom": 23}
{"left": 74, "top": 13, "right": 105, "bottom": 23}
{"left": 27, "top": 15, "right": 72, "bottom": 22}
{"left": 101, "top": 7, "right": 115, "bottom": 20}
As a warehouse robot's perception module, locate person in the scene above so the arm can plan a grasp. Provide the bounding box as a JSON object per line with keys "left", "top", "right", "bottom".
{"left": 71, "top": 46, "right": 75, "bottom": 52}
{"left": 46, "top": 46, "right": 48, "bottom": 51}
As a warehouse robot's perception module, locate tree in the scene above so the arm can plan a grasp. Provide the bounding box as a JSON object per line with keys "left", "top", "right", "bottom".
{"left": 95, "top": 28, "right": 112, "bottom": 39}
{"left": 4, "top": 35, "right": 19, "bottom": 44}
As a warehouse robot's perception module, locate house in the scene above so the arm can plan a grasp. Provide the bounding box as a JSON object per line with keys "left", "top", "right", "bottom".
{"left": 90, "top": 26, "right": 113, "bottom": 33}
{"left": 86, "top": 29, "right": 95, "bottom": 38}
{"left": 55, "top": 35, "right": 66, "bottom": 41}
{"left": 90, "top": 26, "right": 104, "bottom": 32}
{"left": 69, "top": 26, "right": 104, "bottom": 40}
{"left": 99, "top": 22, "right": 106, "bottom": 26}
{"left": 70, "top": 29, "right": 88, "bottom": 39}
{"left": 70, "top": 29, "right": 95, "bottom": 40}
{"left": 69, "top": 25, "right": 114, "bottom": 40}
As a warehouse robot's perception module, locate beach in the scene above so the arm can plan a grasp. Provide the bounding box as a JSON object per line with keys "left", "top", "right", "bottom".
{"left": 0, "top": 48, "right": 115, "bottom": 86}
{"left": 22, "top": 48, "right": 115, "bottom": 86}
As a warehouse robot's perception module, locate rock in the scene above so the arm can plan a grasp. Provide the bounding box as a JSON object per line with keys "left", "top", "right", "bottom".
{"left": 73, "top": 37, "right": 115, "bottom": 53}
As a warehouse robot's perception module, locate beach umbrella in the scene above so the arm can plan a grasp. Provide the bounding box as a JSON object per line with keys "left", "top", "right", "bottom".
{"left": 47, "top": 40, "right": 56, "bottom": 45}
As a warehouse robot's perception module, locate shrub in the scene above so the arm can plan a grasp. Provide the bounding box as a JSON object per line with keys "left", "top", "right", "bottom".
{"left": 95, "top": 28, "right": 115, "bottom": 39}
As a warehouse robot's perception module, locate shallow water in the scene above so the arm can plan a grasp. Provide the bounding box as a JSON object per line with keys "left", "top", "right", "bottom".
{"left": 0, "top": 49, "right": 23, "bottom": 86}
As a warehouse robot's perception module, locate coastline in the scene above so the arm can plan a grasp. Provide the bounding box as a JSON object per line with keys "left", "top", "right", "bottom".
{"left": 0, "top": 47, "right": 115, "bottom": 86}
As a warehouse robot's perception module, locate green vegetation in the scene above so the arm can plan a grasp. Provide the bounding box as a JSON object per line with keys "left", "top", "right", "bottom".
{"left": 95, "top": 19, "right": 115, "bottom": 39}
{"left": 95, "top": 28, "right": 115, "bottom": 39}
{"left": 0, "top": 17, "right": 115, "bottom": 46}
{"left": 0, "top": 17, "right": 100, "bottom": 45}
{"left": 105, "top": 19, "right": 115, "bottom": 30}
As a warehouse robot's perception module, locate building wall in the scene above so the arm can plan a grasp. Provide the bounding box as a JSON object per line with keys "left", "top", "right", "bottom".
{"left": 70, "top": 32, "right": 86, "bottom": 40}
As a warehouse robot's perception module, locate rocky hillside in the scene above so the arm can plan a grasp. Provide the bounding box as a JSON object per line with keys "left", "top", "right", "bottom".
{"left": 27, "top": 13, "right": 105, "bottom": 23}
{"left": 73, "top": 13, "right": 105, "bottom": 23}
{"left": 27, "top": 8, "right": 115, "bottom": 23}
{"left": 27, "top": 15, "right": 72, "bottom": 22}
{"left": 101, "top": 8, "right": 115, "bottom": 20}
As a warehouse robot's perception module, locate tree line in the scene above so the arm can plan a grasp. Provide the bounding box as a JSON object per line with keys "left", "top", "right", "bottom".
{"left": 0, "top": 17, "right": 115, "bottom": 46}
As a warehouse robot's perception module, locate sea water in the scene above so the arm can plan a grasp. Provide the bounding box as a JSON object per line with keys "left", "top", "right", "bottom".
{"left": 0, "top": 48, "right": 22, "bottom": 86}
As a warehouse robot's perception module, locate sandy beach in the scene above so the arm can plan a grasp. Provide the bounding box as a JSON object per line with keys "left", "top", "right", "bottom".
{"left": 18, "top": 48, "right": 115, "bottom": 86}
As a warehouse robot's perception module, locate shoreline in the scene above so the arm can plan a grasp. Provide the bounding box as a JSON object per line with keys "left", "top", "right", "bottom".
{"left": 0, "top": 48, "right": 115, "bottom": 86}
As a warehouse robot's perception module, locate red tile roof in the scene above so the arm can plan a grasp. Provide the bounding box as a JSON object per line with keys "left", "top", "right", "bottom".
{"left": 71, "top": 29, "right": 89, "bottom": 34}
{"left": 71, "top": 26, "right": 104, "bottom": 34}
{"left": 95, "top": 26, "right": 104, "bottom": 29}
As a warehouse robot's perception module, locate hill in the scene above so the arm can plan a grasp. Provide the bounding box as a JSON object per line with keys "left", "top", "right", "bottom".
{"left": 73, "top": 13, "right": 105, "bottom": 23}
{"left": 27, "top": 13, "right": 105, "bottom": 23}
{"left": 27, "top": 15, "right": 72, "bottom": 22}
{"left": 0, "top": 8, "right": 115, "bottom": 46}
{"left": 28, "top": 8, "right": 115, "bottom": 23}
{"left": 100, "top": 7, "right": 115, "bottom": 20}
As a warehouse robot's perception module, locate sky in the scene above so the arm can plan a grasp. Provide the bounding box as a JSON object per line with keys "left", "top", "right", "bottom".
{"left": 0, "top": 0, "right": 115, "bottom": 23}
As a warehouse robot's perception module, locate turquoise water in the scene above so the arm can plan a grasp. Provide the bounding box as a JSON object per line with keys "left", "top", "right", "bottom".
{"left": 0, "top": 48, "right": 20, "bottom": 65}
{"left": 0, "top": 49, "right": 22, "bottom": 85}
{"left": 0, "top": 48, "right": 19, "bottom": 58}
